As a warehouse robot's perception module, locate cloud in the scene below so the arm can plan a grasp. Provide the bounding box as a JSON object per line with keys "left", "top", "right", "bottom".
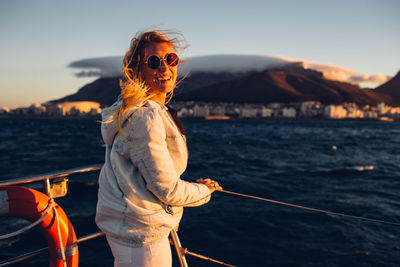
{"left": 292, "top": 60, "right": 392, "bottom": 87}
{"left": 296, "top": 61, "right": 391, "bottom": 86}
{"left": 179, "top": 54, "right": 293, "bottom": 74}
{"left": 68, "top": 54, "right": 391, "bottom": 86}
{"left": 74, "top": 70, "right": 103, "bottom": 77}
{"left": 68, "top": 56, "right": 123, "bottom": 77}
{"left": 348, "top": 73, "right": 391, "bottom": 84}
{"left": 302, "top": 61, "right": 358, "bottom": 82}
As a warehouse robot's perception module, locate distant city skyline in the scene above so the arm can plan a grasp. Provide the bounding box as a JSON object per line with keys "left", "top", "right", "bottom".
{"left": 1, "top": 0, "right": 399, "bottom": 108}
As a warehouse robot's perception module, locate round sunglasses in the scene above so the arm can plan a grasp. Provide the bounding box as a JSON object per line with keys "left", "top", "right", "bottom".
{"left": 145, "top": 53, "right": 179, "bottom": 69}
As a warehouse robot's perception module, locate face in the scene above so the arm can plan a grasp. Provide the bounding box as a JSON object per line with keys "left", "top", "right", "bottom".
{"left": 140, "top": 42, "right": 178, "bottom": 100}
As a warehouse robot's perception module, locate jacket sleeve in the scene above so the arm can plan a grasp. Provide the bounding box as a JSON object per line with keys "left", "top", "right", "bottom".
{"left": 127, "top": 108, "right": 211, "bottom": 207}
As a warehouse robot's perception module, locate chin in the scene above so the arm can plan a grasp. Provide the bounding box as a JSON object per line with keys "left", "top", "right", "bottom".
{"left": 148, "top": 80, "right": 176, "bottom": 95}
{"left": 159, "top": 83, "right": 175, "bottom": 93}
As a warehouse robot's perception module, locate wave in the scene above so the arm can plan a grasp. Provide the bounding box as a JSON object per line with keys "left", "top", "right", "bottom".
{"left": 349, "top": 165, "right": 375, "bottom": 172}
{"left": 299, "top": 165, "right": 376, "bottom": 176}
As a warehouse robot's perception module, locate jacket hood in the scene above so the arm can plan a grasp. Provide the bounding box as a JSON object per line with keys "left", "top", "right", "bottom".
{"left": 101, "top": 101, "right": 122, "bottom": 146}
{"left": 101, "top": 100, "right": 167, "bottom": 146}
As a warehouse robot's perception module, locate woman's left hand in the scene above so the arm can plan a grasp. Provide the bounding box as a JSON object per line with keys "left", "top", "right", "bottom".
{"left": 196, "top": 178, "right": 223, "bottom": 193}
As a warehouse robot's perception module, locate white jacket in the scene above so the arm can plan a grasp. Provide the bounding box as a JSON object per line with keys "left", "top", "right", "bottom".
{"left": 95, "top": 100, "right": 211, "bottom": 247}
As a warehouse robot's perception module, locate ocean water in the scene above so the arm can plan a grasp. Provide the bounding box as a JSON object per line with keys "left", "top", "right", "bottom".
{"left": 0, "top": 117, "right": 399, "bottom": 267}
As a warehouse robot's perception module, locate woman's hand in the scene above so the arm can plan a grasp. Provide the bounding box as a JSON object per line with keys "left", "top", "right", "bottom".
{"left": 196, "top": 178, "right": 223, "bottom": 193}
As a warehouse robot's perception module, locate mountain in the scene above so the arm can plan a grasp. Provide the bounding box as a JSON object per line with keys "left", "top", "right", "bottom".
{"left": 175, "top": 62, "right": 323, "bottom": 93}
{"left": 174, "top": 69, "right": 388, "bottom": 105}
{"left": 51, "top": 77, "right": 120, "bottom": 106}
{"left": 50, "top": 67, "right": 396, "bottom": 107}
{"left": 374, "top": 71, "right": 400, "bottom": 105}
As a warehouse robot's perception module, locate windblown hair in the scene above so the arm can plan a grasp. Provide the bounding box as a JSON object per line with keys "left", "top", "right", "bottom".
{"left": 115, "top": 29, "right": 188, "bottom": 137}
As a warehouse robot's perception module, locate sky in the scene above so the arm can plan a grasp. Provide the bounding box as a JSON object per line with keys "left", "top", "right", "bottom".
{"left": 0, "top": 0, "right": 399, "bottom": 108}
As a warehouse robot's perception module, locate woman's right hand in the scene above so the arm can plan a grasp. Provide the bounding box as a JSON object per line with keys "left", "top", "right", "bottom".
{"left": 196, "top": 178, "right": 222, "bottom": 193}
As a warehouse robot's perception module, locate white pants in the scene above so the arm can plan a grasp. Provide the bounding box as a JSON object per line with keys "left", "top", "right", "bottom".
{"left": 106, "top": 236, "right": 172, "bottom": 267}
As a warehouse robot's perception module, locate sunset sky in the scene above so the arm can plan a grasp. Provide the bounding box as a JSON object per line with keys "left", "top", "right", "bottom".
{"left": 0, "top": 0, "right": 399, "bottom": 108}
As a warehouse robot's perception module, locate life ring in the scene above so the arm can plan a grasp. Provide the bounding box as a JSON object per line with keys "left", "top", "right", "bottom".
{"left": 0, "top": 186, "right": 79, "bottom": 267}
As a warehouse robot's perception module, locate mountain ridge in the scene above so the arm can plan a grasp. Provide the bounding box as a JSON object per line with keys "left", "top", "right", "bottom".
{"left": 174, "top": 69, "right": 388, "bottom": 105}
{"left": 374, "top": 71, "right": 400, "bottom": 105}
{"left": 51, "top": 67, "right": 399, "bottom": 107}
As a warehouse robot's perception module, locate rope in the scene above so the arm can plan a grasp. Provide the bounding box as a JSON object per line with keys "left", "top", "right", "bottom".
{"left": 0, "top": 199, "right": 55, "bottom": 240}
{"left": 183, "top": 248, "right": 236, "bottom": 267}
{"left": 217, "top": 189, "right": 400, "bottom": 227}
{"left": 53, "top": 206, "right": 67, "bottom": 267}
{"left": 168, "top": 239, "right": 236, "bottom": 267}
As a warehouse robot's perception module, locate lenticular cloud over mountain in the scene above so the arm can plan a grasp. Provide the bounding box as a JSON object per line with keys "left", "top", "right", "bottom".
{"left": 68, "top": 54, "right": 391, "bottom": 87}
{"left": 68, "top": 56, "right": 123, "bottom": 78}
{"left": 179, "top": 54, "right": 294, "bottom": 73}
{"left": 300, "top": 61, "right": 391, "bottom": 86}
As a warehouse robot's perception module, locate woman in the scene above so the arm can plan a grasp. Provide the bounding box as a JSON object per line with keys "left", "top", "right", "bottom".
{"left": 95, "top": 29, "right": 222, "bottom": 267}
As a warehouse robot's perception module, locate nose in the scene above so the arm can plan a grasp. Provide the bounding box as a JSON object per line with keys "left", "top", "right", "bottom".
{"left": 158, "top": 59, "right": 168, "bottom": 72}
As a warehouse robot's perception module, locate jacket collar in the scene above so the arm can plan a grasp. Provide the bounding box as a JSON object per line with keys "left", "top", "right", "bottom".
{"left": 143, "top": 99, "right": 168, "bottom": 111}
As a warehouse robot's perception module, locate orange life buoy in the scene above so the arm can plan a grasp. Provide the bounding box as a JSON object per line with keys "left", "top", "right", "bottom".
{"left": 0, "top": 186, "right": 79, "bottom": 267}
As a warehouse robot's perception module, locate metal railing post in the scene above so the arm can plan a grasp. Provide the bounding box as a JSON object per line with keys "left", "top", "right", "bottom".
{"left": 44, "top": 178, "right": 51, "bottom": 196}
{"left": 170, "top": 229, "right": 188, "bottom": 267}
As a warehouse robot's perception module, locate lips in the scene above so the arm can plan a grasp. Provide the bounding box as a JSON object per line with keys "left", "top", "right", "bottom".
{"left": 157, "top": 76, "right": 172, "bottom": 81}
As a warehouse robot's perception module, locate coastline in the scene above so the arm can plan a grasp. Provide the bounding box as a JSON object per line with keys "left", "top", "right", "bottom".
{"left": 0, "top": 114, "right": 397, "bottom": 122}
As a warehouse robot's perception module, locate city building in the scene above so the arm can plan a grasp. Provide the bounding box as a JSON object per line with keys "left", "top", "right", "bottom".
{"left": 193, "top": 104, "right": 210, "bottom": 117}
{"left": 324, "top": 105, "right": 347, "bottom": 119}
{"left": 0, "top": 106, "right": 10, "bottom": 115}
{"left": 46, "top": 101, "right": 101, "bottom": 116}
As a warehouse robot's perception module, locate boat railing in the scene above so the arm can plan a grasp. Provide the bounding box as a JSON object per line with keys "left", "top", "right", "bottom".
{"left": 0, "top": 232, "right": 105, "bottom": 267}
{"left": 0, "top": 164, "right": 102, "bottom": 187}
{"left": 0, "top": 165, "right": 235, "bottom": 267}
{"left": 4, "top": 164, "right": 397, "bottom": 266}
{"left": 0, "top": 165, "right": 103, "bottom": 267}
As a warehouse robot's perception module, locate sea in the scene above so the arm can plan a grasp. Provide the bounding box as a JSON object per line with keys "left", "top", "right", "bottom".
{"left": 0, "top": 117, "right": 399, "bottom": 267}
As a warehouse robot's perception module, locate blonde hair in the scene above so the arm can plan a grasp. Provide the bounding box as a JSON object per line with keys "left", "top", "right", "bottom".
{"left": 115, "top": 29, "right": 188, "bottom": 136}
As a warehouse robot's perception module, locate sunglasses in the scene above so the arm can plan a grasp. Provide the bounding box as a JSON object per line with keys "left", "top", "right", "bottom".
{"left": 145, "top": 53, "right": 179, "bottom": 69}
